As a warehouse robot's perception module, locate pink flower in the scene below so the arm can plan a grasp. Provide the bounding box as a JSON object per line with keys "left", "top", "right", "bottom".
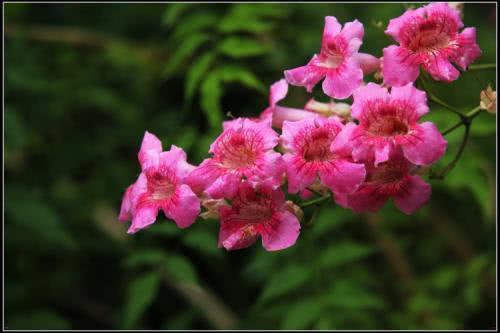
{"left": 281, "top": 116, "right": 366, "bottom": 194}
{"left": 119, "top": 132, "right": 200, "bottom": 234}
{"left": 332, "top": 83, "right": 447, "bottom": 166}
{"left": 284, "top": 16, "right": 379, "bottom": 99}
{"left": 335, "top": 151, "right": 431, "bottom": 214}
{"left": 186, "top": 118, "right": 284, "bottom": 199}
{"left": 383, "top": 2, "right": 481, "bottom": 86}
{"left": 218, "top": 180, "right": 301, "bottom": 251}
{"left": 258, "top": 79, "right": 317, "bottom": 128}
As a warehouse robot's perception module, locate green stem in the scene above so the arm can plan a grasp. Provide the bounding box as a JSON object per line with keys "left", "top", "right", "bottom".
{"left": 300, "top": 195, "right": 331, "bottom": 208}
{"left": 431, "top": 106, "right": 483, "bottom": 179}
{"left": 468, "top": 63, "right": 496, "bottom": 71}
{"left": 442, "top": 106, "right": 483, "bottom": 136}
{"left": 418, "top": 77, "right": 464, "bottom": 118}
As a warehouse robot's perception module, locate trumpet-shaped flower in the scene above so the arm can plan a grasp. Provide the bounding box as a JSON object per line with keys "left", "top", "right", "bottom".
{"left": 218, "top": 180, "right": 301, "bottom": 251}
{"left": 284, "top": 16, "right": 379, "bottom": 99}
{"left": 335, "top": 151, "right": 431, "bottom": 214}
{"left": 258, "top": 79, "right": 318, "bottom": 128}
{"left": 186, "top": 118, "right": 284, "bottom": 199}
{"left": 281, "top": 116, "right": 366, "bottom": 194}
{"left": 119, "top": 132, "right": 200, "bottom": 234}
{"left": 332, "top": 83, "right": 447, "bottom": 166}
{"left": 383, "top": 2, "right": 481, "bottom": 86}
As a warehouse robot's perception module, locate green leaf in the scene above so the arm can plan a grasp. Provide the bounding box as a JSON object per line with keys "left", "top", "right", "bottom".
{"left": 124, "top": 250, "right": 167, "bottom": 269}
{"left": 280, "top": 299, "right": 322, "bottom": 329}
{"left": 215, "top": 65, "right": 265, "bottom": 93}
{"left": 185, "top": 52, "right": 216, "bottom": 101}
{"left": 168, "top": 13, "right": 218, "bottom": 43}
{"left": 318, "top": 241, "right": 375, "bottom": 269}
{"left": 163, "top": 254, "right": 198, "bottom": 284}
{"left": 324, "top": 281, "right": 384, "bottom": 309}
{"left": 218, "top": 37, "right": 270, "bottom": 58}
{"left": 163, "top": 34, "right": 211, "bottom": 77}
{"left": 218, "top": 5, "right": 276, "bottom": 33}
{"left": 259, "top": 265, "right": 311, "bottom": 303}
{"left": 182, "top": 228, "right": 220, "bottom": 257}
{"left": 200, "top": 71, "right": 223, "bottom": 130}
{"left": 162, "top": 3, "right": 193, "bottom": 26}
{"left": 5, "top": 193, "right": 76, "bottom": 250}
{"left": 122, "top": 270, "right": 161, "bottom": 329}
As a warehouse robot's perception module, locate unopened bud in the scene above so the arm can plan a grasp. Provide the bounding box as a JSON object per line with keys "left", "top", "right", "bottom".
{"left": 200, "top": 196, "right": 228, "bottom": 220}
{"left": 480, "top": 85, "right": 496, "bottom": 114}
{"left": 285, "top": 200, "right": 304, "bottom": 221}
{"left": 304, "top": 98, "right": 351, "bottom": 120}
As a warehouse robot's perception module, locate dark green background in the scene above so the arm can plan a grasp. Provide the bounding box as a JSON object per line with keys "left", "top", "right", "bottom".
{"left": 4, "top": 2, "right": 497, "bottom": 330}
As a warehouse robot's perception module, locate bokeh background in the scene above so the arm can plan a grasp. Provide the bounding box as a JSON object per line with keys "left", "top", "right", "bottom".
{"left": 4, "top": 2, "right": 497, "bottom": 330}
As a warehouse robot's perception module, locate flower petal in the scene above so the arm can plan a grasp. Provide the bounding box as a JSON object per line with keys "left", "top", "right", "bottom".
{"left": 351, "top": 82, "right": 389, "bottom": 119}
{"left": 322, "top": 59, "right": 363, "bottom": 99}
{"left": 283, "top": 153, "right": 317, "bottom": 194}
{"left": 269, "top": 78, "right": 288, "bottom": 106}
{"left": 422, "top": 55, "right": 460, "bottom": 82}
{"left": 374, "top": 141, "right": 392, "bottom": 166}
{"left": 385, "top": 7, "right": 426, "bottom": 43}
{"left": 402, "top": 122, "right": 447, "bottom": 166}
{"left": 390, "top": 83, "right": 429, "bottom": 117}
{"left": 382, "top": 45, "right": 421, "bottom": 87}
{"left": 159, "top": 145, "right": 194, "bottom": 179}
{"left": 341, "top": 19, "right": 364, "bottom": 41}
{"left": 185, "top": 159, "right": 222, "bottom": 195}
{"left": 342, "top": 186, "right": 388, "bottom": 213}
{"left": 205, "top": 172, "right": 241, "bottom": 199}
{"left": 261, "top": 211, "right": 301, "bottom": 251}
{"left": 163, "top": 184, "right": 200, "bottom": 228}
{"left": 284, "top": 56, "right": 326, "bottom": 93}
{"left": 128, "top": 205, "right": 158, "bottom": 234}
{"left": 453, "top": 27, "right": 482, "bottom": 70}
{"left": 394, "top": 175, "right": 431, "bottom": 214}
{"left": 331, "top": 122, "right": 358, "bottom": 156}
{"left": 138, "top": 131, "right": 162, "bottom": 170}
{"left": 218, "top": 207, "right": 259, "bottom": 250}
{"left": 354, "top": 52, "right": 380, "bottom": 75}
{"left": 320, "top": 160, "right": 366, "bottom": 194}
{"left": 272, "top": 106, "right": 317, "bottom": 129}
{"left": 119, "top": 185, "right": 134, "bottom": 222}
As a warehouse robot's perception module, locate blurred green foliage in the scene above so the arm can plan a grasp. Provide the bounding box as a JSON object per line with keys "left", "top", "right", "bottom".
{"left": 4, "top": 2, "right": 496, "bottom": 330}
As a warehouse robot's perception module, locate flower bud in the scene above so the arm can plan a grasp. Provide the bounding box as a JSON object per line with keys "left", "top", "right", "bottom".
{"left": 200, "top": 196, "right": 228, "bottom": 220}
{"left": 285, "top": 200, "right": 304, "bottom": 222}
{"left": 304, "top": 98, "right": 351, "bottom": 120}
{"left": 480, "top": 85, "right": 496, "bottom": 114}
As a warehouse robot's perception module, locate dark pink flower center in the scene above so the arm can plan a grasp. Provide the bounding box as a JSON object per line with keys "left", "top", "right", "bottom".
{"left": 368, "top": 116, "right": 409, "bottom": 137}
{"left": 401, "top": 15, "right": 457, "bottom": 53}
{"left": 216, "top": 131, "right": 262, "bottom": 169}
{"left": 319, "top": 36, "right": 347, "bottom": 69}
{"left": 147, "top": 170, "right": 177, "bottom": 200}
{"left": 239, "top": 203, "right": 274, "bottom": 223}
{"left": 301, "top": 128, "right": 336, "bottom": 161}
{"left": 368, "top": 165, "right": 404, "bottom": 184}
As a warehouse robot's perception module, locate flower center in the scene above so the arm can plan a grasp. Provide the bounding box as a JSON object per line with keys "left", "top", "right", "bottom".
{"left": 239, "top": 203, "right": 274, "bottom": 223}
{"left": 318, "top": 36, "right": 346, "bottom": 69}
{"left": 367, "top": 164, "right": 404, "bottom": 184}
{"left": 368, "top": 116, "right": 409, "bottom": 137}
{"left": 406, "top": 19, "right": 452, "bottom": 53}
{"left": 302, "top": 129, "right": 335, "bottom": 161}
{"left": 218, "top": 131, "right": 261, "bottom": 169}
{"left": 148, "top": 171, "right": 176, "bottom": 200}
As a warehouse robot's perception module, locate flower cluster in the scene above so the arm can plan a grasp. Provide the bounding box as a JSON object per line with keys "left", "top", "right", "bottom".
{"left": 119, "top": 3, "right": 482, "bottom": 251}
